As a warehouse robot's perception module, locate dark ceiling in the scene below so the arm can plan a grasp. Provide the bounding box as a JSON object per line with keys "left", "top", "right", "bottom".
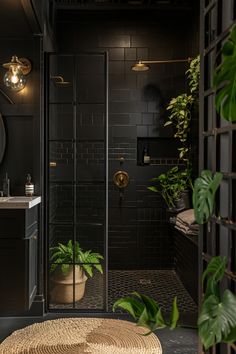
{"left": 55, "top": 0, "right": 197, "bottom": 11}
{"left": 0, "top": 0, "right": 32, "bottom": 37}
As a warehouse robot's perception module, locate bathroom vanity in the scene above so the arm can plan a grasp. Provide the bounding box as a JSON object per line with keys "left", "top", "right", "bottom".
{"left": 0, "top": 196, "right": 41, "bottom": 315}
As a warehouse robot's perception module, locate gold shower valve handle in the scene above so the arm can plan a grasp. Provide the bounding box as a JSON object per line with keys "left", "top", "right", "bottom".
{"left": 113, "top": 170, "right": 129, "bottom": 189}
{"left": 50, "top": 161, "right": 57, "bottom": 167}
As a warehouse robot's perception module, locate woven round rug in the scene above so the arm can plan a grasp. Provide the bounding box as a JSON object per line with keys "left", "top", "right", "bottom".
{"left": 0, "top": 318, "right": 162, "bottom": 354}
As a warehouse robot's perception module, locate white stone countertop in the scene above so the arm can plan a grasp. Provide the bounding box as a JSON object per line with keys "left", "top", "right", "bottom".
{"left": 0, "top": 196, "right": 41, "bottom": 209}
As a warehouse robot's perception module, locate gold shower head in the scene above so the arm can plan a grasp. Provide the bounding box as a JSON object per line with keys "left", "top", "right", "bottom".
{"left": 131, "top": 61, "right": 150, "bottom": 72}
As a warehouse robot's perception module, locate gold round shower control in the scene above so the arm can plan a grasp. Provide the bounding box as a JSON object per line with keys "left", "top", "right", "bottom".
{"left": 113, "top": 170, "right": 129, "bottom": 189}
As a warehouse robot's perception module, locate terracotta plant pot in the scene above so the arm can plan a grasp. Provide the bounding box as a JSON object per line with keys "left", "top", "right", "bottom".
{"left": 50, "top": 265, "right": 87, "bottom": 304}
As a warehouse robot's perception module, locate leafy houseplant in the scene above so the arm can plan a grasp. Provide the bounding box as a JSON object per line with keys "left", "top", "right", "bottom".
{"left": 113, "top": 292, "right": 179, "bottom": 333}
{"left": 213, "top": 25, "right": 236, "bottom": 121}
{"left": 148, "top": 57, "right": 199, "bottom": 210}
{"left": 50, "top": 240, "right": 103, "bottom": 303}
{"left": 112, "top": 256, "right": 236, "bottom": 351}
{"left": 148, "top": 166, "right": 193, "bottom": 210}
{"left": 198, "top": 256, "right": 236, "bottom": 350}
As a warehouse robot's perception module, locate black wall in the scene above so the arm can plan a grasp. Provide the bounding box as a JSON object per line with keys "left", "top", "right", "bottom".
{"left": 0, "top": 0, "right": 55, "bottom": 314}
{"left": 56, "top": 12, "right": 199, "bottom": 270}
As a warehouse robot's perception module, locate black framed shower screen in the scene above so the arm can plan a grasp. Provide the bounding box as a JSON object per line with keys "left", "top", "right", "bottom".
{"left": 45, "top": 52, "right": 108, "bottom": 312}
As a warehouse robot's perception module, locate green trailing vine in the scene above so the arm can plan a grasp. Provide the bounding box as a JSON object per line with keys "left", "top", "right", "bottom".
{"left": 148, "top": 57, "right": 199, "bottom": 206}
{"left": 165, "top": 94, "right": 194, "bottom": 161}
{"left": 186, "top": 55, "right": 200, "bottom": 96}
{"left": 165, "top": 55, "right": 199, "bottom": 162}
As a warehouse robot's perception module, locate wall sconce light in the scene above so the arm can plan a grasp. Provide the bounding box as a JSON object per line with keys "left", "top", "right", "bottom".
{"left": 2, "top": 56, "right": 31, "bottom": 91}
{"left": 131, "top": 57, "right": 192, "bottom": 71}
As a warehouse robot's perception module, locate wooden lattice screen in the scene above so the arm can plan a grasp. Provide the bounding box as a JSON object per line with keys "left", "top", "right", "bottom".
{"left": 200, "top": 1, "right": 236, "bottom": 353}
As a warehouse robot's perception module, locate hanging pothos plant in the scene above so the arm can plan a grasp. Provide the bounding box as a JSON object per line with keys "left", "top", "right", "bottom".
{"left": 165, "top": 55, "right": 200, "bottom": 162}
{"left": 213, "top": 24, "right": 236, "bottom": 121}
{"left": 165, "top": 94, "right": 194, "bottom": 161}
{"left": 186, "top": 55, "right": 200, "bottom": 96}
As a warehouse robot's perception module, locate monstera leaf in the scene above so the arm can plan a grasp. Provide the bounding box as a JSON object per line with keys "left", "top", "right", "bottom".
{"left": 193, "top": 170, "right": 223, "bottom": 224}
{"left": 213, "top": 25, "right": 236, "bottom": 121}
{"left": 198, "top": 290, "right": 236, "bottom": 350}
{"left": 202, "top": 256, "right": 227, "bottom": 299}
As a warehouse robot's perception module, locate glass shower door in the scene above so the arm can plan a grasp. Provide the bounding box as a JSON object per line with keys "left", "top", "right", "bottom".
{"left": 47, "top": 53, "right": 108, "bottom": 311}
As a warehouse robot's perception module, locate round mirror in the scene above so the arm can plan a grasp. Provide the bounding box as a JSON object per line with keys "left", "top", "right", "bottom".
{"left": 0, "top": 113, "right": 6, "bottom": 164}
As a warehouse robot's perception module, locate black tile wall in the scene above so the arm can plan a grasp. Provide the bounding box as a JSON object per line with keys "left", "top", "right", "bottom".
{"left": 57, "top": 13, "right": 198, "bottom": 270}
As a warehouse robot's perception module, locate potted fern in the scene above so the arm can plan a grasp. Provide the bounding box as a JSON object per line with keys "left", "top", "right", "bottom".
{"left": 50, "top": 240, "right": 103, "bottom": 304}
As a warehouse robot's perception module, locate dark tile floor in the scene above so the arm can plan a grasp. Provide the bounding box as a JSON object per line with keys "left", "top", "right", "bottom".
{"left": 50, "top": 269, "right": 197, "bottom": 315}
{"left": 108, "top": 270, "right": 197, "bottom": 313}
{"left": 1, "top": 270, "right": 198, "bottom": 352}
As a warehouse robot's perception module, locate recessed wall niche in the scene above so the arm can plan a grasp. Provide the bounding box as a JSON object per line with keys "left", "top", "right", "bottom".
{"left": 137, "top": 137, "right": 180, "bottom": 166}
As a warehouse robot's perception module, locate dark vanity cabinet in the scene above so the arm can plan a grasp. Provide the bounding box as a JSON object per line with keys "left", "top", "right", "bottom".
{"left": 0, "top": 206, "right": 38, "bottom": 315}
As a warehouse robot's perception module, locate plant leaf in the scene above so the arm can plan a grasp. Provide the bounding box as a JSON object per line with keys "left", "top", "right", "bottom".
{"left": 202, "top": 256, "right": 227, "bottom": 284}
{"left": 113, "top": 296, "right": 144, "bottom": 319}
{"left": 213, "top": 25, "right": 236, "bottom": 121}
{"left": 170, "top": 296, "right": 179, "bottom": 329}
{"left": 193, "top": 170, "right": 223, "bottom": 224}
{"left": 198, "top": 290, "right": 236, "bottom": 350}
{"left": 132, "top": 292, "right": 159, "bottom": 319}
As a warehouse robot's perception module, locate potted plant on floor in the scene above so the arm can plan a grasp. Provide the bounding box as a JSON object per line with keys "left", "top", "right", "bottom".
{"left": 50, "top": 240, "right": 103, "bottom": 304}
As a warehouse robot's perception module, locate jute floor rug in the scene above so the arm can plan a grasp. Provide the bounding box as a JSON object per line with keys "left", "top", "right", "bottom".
{"left": 0, "top": 318, "right": 162, "bottom": 354}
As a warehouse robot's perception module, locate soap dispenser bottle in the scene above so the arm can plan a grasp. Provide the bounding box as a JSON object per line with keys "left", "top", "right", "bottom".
{"left": 143, "top": 146, "right": 150, "bottom": 165}
{"left": 25, "top": 174, "right": 34, "bottom": 197}
{"left": 3, "top": 173, "right": 10, "bottom": 197}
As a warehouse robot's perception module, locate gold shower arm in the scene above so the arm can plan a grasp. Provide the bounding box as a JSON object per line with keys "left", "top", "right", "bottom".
{"left": 139, "top": 58, "right": 192, "bottom": 64}
{"left": 131, "top": 57, "right": 192, "bottom": 71}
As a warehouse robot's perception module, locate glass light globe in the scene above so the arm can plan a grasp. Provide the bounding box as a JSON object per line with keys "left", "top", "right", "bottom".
{"left": 4, "top": 67, "right": 26, "bottom": 91}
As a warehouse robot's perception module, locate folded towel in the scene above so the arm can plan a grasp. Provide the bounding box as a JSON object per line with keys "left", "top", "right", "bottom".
{"left": 176, "top": 209, "right": 197, "bottom": 227}
{"left": 175, "top": 223, "right": 198, "bottom": 236}
{"left": 175, "top": 218, "right": 199, "bottom": 236}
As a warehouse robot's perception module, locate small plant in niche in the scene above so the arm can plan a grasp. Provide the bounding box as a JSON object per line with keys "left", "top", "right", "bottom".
{"left": 50, "top": 240, "right": 103, "bottom": 303}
